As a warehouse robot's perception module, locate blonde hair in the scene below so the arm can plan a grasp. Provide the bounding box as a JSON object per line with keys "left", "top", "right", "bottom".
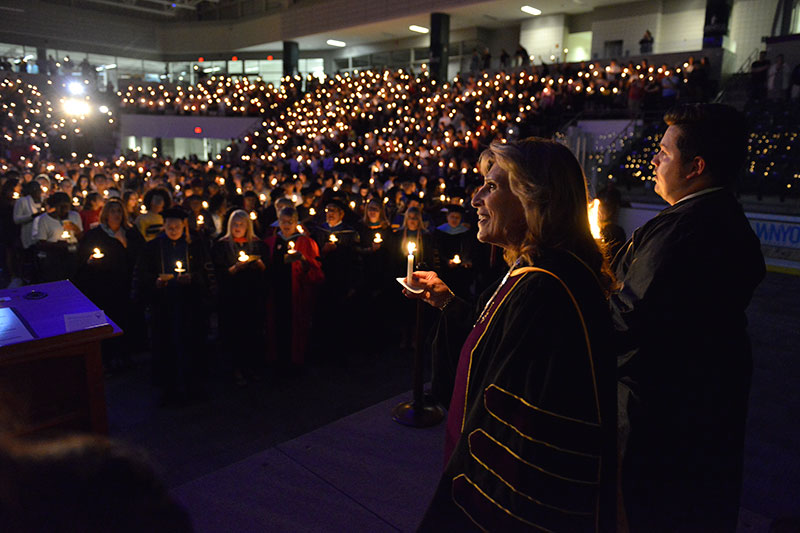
{"left": 99, "top": 199, "right": 130, "bottom": 228}
{"left": 221, "top": 209, "right": 256, "bottom": 241}
{"left": 479, "top": 138, "right": 613, "bottom": 293}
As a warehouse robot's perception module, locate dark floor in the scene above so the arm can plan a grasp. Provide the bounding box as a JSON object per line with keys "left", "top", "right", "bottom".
{"left": 104, "top": 271, "right": 800, "bottom": 530}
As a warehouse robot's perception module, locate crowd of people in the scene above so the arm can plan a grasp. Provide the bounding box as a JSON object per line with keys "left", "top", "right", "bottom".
{"left": 0, "top": 154, "right": 533, "bottom": 402}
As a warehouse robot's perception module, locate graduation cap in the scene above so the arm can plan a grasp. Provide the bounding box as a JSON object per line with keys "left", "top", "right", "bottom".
{"left": 325, "top": 198, "right": 347, "bottom": 211}
{"left": 162, "top": 207, "right": 189, "bottom": 220}
{"left": 446, "top": 204, "right": 465, "bottom": 215}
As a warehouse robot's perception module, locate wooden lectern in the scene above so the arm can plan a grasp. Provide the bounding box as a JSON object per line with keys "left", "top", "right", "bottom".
{"left": 0, "top": 280, "right": 121, "bottom": 437}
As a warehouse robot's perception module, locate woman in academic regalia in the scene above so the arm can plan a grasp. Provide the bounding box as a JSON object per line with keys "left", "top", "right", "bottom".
{"left": 355, "top": 199, "right": 393, "bottom": 334}
{"left": 389, "top": 206, "right": 436, "bottom": 348}
{"left": 264, "top": 206, "right": 323, "bottom": 370}
{"left": 74, "top": 199, "right": 145, "bottom": 369}
{"left": 408, "top": 138, "right": 617, "bottom": 532}
{"left": 211, "top": 209, "right": 268, "bottom": 385}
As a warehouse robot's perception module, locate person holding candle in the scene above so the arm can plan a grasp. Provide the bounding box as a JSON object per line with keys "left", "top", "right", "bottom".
{"left": 132, "top": 207, "right": 216, "bottom": 405}
{"left": 75, "top": 199, "right": 145, "bottom": 372}
{"left": 355, "top": 199, "right": 393, "bottom": 316}
{"left": 264, "top": 207, "right": 323, "bottom": 371}
{"left": 406, "top": 138, "right": 616, "bottom": 531}
{"left": 433, "top": 204, "right": 475, "bottom": 299}
{"left": 212, "top": 209, "right": 268, "bottom": 386}
{"left": 313, "top": 198, "right": 360, "bottom": 363}
{"left": 391, "top": 205, "right": 435, "bottom": 349}
{"left": 31, "top": 192, "right": 83, "bottom": 282}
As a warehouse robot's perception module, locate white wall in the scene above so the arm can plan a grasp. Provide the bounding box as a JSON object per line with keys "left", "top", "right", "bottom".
{"left": 657, "top": 0, "right": 705, "bottom": 53}
{"left": 590, "top": 1, "right": 662, "bottom": 59}
{"left": 520, "top": 14, "right": 568, "bottom": 64}
{"left": 566, "top": 31, "right": 592, "bottom": 62}
{"left": 728, "top": 0, "right": 780, "bottom": 66}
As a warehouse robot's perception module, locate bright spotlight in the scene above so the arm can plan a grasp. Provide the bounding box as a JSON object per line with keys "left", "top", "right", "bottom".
{"left": 63, "top": 99, "right": 90, "bottom": 116}
{"left": 98, "top": 105, "right": 109, "bottom": 114}
{"left": 521, "top": 5, "right": 542, "bottom": 15}
{"left": 326, "top": 39, "right": 346, "bottom": 47}
{"left": 409, "top": 25, "right": 429, "bottom": 34}
{"left": 67, "top": 82, "right": 85, "bottom": 95}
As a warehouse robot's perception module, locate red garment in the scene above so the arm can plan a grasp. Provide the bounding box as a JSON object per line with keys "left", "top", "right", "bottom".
{"left": 80, "top": 208, "right": 101, "bottom": 230}
{"left": 444, "top": 271, "right": 523, "bottom": 465}
{"left": 264, "top": 234, "right": 324, "bottom": 365}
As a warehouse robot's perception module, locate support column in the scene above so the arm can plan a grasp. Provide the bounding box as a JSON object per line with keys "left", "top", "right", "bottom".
{"left": 283, "top": 41, "right": 299, "bottom": 77}
{"left": 429, "top": 12, "right": 450, "bottom": 83}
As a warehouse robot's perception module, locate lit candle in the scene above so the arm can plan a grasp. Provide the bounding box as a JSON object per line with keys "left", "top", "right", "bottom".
{"left": 72, "top": 196, "right": 79, "bottom": 206}
{"left": 406, "top": 241, "right": 416, "bottom": 283}
{"left": 140, "top": 205, "right": 147, "bottom": 214}
{"left": 296, "top": 224, "right": 304, "bottom": 234}
{"left": 61, "top": 230, "right": 71, "bottom": 240}
{"left": 452, "top": 254, "right": 462, "bottom": 265}
{"left": 238, "top": 250, "right": 249, "bottom": 262}
{"left": 373, "top": 233, "right": 383, "bottom": 244}
{"left": 588, "top": 199, "right": 602, "bottom": 240}
{"left": 309, "top": 207, "right": 316, "bottom": 216}
{"left": 197, "top": 214, "right": 204, "bottom": 226}
{"left": 249, "top": 211, "right": 257, "bottom": 220}
{"left": 329, "top": 233, "right": 338, "bottom": 244}
{"left": 202, "top": 200, "right": 209, "bottom": 209}
{"left": 287, "top": 241, "right": 297, "bottom": 254}
{"left": 174, "top": 260, "right": 186, "bottom": 273}
{"left": 92, "top": 247, "right": 104, "bottom": 259}
{"left": 349, "top": 200, "right": 356, "bottom": 209}
{"left": 12, "top": 192, "right": 19, "bottom": 199}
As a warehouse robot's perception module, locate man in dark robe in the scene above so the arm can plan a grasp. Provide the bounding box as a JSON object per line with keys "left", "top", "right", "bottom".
{"left": 132, "top": 208, "right": 216, "bottom": 404}
{"left": 611, "top": 104, "right": 765, "bottom": 532}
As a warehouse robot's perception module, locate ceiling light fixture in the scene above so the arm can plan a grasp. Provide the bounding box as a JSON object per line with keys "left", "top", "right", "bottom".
{"left": 521, "top": 5, "right": 542, "bottom": 15}
{"left": 326, "top": 39, "right": 346, "bottom": 47}
{"left": 409, "top": 25, "right": 429, "bottom": 34}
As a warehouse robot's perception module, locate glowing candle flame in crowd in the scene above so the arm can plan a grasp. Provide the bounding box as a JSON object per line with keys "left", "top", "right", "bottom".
{"left": 140, "top": 205, "right": 147, "bottom": 214}
{"left": 588, "top": 199, "right": 602, "bottom": 240}
{"left": 296, "top": 224, "right": 304, "bottom": 234}
{"left": 61, "top": 230, "right": 70, "bottom": 240}
{"left": 197, "top": 214, "right": 204, "bottom": 226}
{"left": 452, "top": 254, "right": 462, "bottom": 265}
{"left": 373, "top": 233, "right": 383, "bottom": 244}
{"left": 287, "top": 241, "right": 296, "bottom": 254}
{"left": 309, "top": 207, "right": 316, "bottom": 216}
{"left": 92, "top": 248, "right": 104, "bottom": 259}
{"left": 406, "top": 241, "right": 416, "bottom": 284}
{"left": 238, "top": 250, "right": 250, "bottom": 262}
{"left": 329, "top": 233, "right": 338, "bottom": 243}
{"left": 249, "top": 211, "right": 257, "bottom": 220}
{"left": 174, "top": 260, "right": 185, "bottom": 273}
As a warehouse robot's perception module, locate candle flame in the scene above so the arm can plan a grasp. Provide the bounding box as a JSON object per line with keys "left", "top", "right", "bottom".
{"left": 197, "top": 215, "right": 204, "bottom": 224}
{"left": 329, "top": 234, "right": 338, "bottom": 243}
{"left": 92, "top": 247, "right": 104, "bottom": 258}
{"left": 288, "top": 241, "right": 296, "bottom": 253}
{"left": 238, "top": 250, "right": 249, "bottom": 262}
{"left": 588, "top": 199, "right": 602, "bottom": 239}
{"left": 249, "top": 211, "right": 257, "bottom": 220}
{"left": 452, "top": 254, "right": 461, "bottom": 264}
{"left": 309, "top": 207, "right": 316, "bottom": 216}
{"left": 407, "top": 241, "right": 416, "bottom": 255}
{"left": 373, "top": 233, "right": 382, "bottom": 244}
{"left": 296, "top": 224, "right": 304, "bottom": 234}
{"left": 61, "top": 230, "right": 70, "bottom": 239}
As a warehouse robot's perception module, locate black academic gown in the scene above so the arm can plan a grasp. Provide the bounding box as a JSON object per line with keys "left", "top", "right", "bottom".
{"left": 132, "top": 232, "right": 215, "bottom": 398}
{"left": 420, "top": 249, "right": 616, "bottom": 532}
{"left": 610, "top": 189, "right": 765, "bottom": 532}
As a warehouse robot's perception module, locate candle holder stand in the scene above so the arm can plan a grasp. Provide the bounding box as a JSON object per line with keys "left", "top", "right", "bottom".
{"left": 392, "top": 299, "right": 444, "bottom": 428}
